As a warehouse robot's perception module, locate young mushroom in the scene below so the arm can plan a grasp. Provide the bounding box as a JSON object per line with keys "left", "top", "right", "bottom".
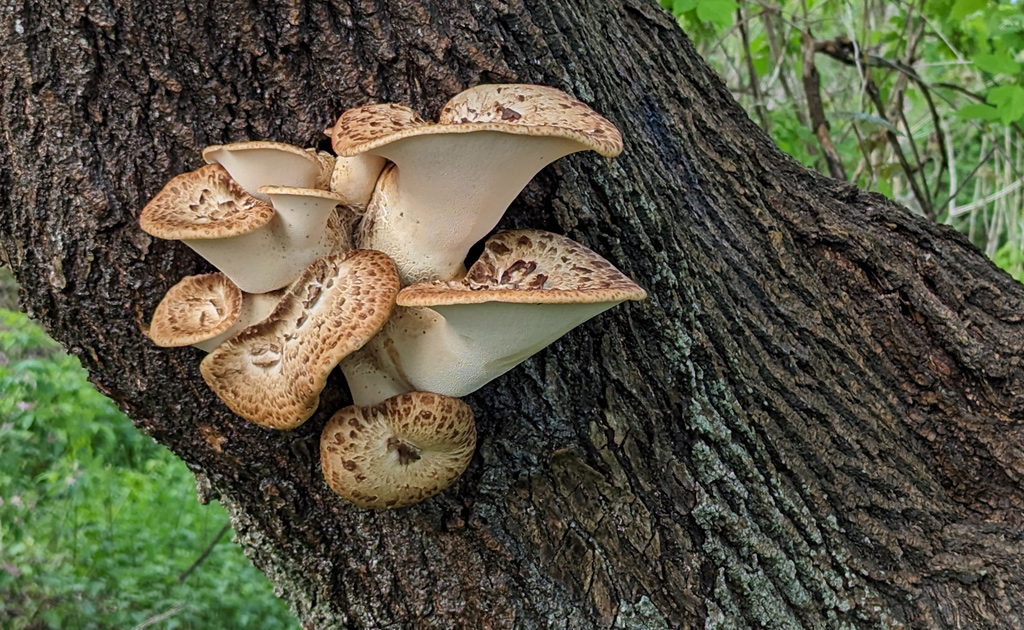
{"left": 202, "top": 141, "right": 332, "bottom": 200}
{"left": 147, "top": 273, "right": 284, "bottom": 352}
{"left": 320, "top": 391, "right": 476, "bottom": 509}
{"left": 200, "top": 249, "right": 399, "bottom": 429}
{"left": 341, "top": 230, "right": 646, "bottom": 404}
{"left": 140, "top": 164, "right": 354, "bottom": 293}
{"left": 330, "top": 84, "right": 623, "bottom": 283}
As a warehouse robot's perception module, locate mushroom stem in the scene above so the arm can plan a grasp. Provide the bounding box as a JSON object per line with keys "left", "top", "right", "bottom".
{"left": 340, "top": 349, "right": 413, "bottom": 407}
{"left": 330, "top": 154, "right": 387, "bottom": 208}
{"left": 357, "top": 133, "right": 584, "bottom": 283}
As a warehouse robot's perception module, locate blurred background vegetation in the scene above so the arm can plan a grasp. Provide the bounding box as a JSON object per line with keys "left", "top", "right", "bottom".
{"left": 664, "top": 0, "right": 1024, "bottom": 279}
{"left": 0, "top": 268, "right": 297, "bottom": 628}
{"left": 1, "top": 0, "right": 1021, "bottom": 627}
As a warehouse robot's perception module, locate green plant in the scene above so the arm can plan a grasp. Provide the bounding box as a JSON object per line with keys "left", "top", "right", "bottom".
{"left": 0, "top": 309, "right": 298, "bottom": 629}
{"left": 660, "top": 0, "right": 1024, "bottom": 280}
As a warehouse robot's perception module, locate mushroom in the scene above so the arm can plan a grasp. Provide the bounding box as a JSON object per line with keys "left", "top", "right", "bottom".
{"left": 329, "top": 154, "right": 387, "bottom": 208}
{"left": 341, "top": 230, "right": 646, "bottom": 404}
{"left": 320, "top": 391, "right": 476, "bottom": 509}
{"left": 202, "top": 141, "right": 331, "bottom": 201}
{"left": 139, "top": 164, "right": 354, "bottom": 293}
{"left": 330, "top": 84, "right": 623, "bottom": 283}
{"left": 147, "top": 272, "right": 284, "bottom": 352}
{"left": 200, "top": 249, "right": 399, "bottom": 429}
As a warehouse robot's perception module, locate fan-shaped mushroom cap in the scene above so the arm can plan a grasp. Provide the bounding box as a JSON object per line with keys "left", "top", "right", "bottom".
{"left": 341, "top": 230, "right": 646, "bottom": 404}
{"left": 331, "top": 84, "right": 623, "bottom": 283}
{"left": 331, "top": 85, "right": 622, "bottom": 157}
{"left": 148, "top": 273, "right": 243, "bottom": 348}
{"left": 321, "top": 392, "right": 476, "bottom": 509}
{"left": 140, "top": 163, "right": 352, "bottom": 293}
{"left": 200, "top": 250, "right": 399, "bottom": 429}
{"left": 140, "top": 164, "right": 274, "bottom": 241}
{"left": 147, "top": 273, "right": 285, "bottom": 352}
{"left": 202, "top": 141, "right": 327, "bottom": 201}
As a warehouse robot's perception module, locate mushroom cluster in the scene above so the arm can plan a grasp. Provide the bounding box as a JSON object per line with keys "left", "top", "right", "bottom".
{"left": 140, "top": 84, "right": 646, "bottom": 509}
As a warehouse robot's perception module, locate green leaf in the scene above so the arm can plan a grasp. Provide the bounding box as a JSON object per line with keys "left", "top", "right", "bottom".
{"left": 987, "top": 85, "right": 1024, "bottom": 124}
{"left": 955, "top": 103, "right": 1001, "bottom": 121}
{"left": 673, "top": 0, "right": 697, "bottom": 15}
{"left": 974, "top": 53, "right": 1021, "bottom": 76}
{"left": 950, "top": 0, "right": 987, "bottom": 21}
{"left": 695, "top": 0, "right": 737, "bottom": 27}
{"left": 877, "top": 179, "right": 894, "bottom": 200}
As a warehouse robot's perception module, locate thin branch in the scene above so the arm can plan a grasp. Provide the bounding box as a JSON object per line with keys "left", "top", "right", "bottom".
{"left": 801, "top": 31, "right": 847, "bottom": 180}
{"left": 737, "top": 7, "right": 771, "bottom": 132}
{"left": 936, "top": 147, "right": 997, "bottom": 217}
{"left": 864, "top": 76, "right": 933, "bottom": 216}
{"left": 131, "top": 603, "right": 187, "bottom": 630}
{"left": 178, "top": 522, "right": 231, "bottom": 584}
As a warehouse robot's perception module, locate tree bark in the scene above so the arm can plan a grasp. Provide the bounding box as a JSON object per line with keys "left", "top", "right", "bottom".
{"left": 2, "top": 1, "right": 1023, "bottom": 628}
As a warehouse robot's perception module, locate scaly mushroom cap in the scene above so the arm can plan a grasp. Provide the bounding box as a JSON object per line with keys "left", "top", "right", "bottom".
{"left": 202, "top": 141, "right": 327, "bottom": 201}
{"left": 200, "top": 250, "right": 400, "bottom": 429}
{"left": 342, "top": 230, "right": 646, "bottom": 402}
{"left": 330, "top": 85, "right": 624, "bottom": 283}
{"left": 331, "top": 85, "right": 623, "bottom": 157}
{"left": 139, "top": 164, "right": 274, "bottom": 240}
{"left": 148, "top": 273, "right": 243, "bottom": 347}
{"left": 320, "top": 392, "right": 476, "bottom": 509}
{"left": 397, "top": 230, "right": 647, "bottom": 305}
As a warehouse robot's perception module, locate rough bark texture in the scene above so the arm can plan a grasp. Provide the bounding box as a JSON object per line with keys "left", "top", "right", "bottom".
{"left": 2, "top": 1, "right": 1023, "bottom": 628}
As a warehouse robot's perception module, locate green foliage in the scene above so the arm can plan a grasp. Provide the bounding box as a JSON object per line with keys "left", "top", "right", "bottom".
{"left": 663, "top": 0, "right": 1024, "bottom": 281}
{"left": 0, "top": 309, "right": 298, "bottom": 629}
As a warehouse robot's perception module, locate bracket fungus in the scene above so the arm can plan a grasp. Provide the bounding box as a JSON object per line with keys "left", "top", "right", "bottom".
{"left": 200, "top": 249, "right": 399, "bottom": 430}
{"left": 341, "top": 230, "right": 646, "bottom": 404}
{"left": 320, "top": 392, "right": 476, "bottom": 509}
{"left": 140, "top": 163, "right": 352, "bottom": 294}
{"left": 147, "top": 272, "right": 284, "bottom": 352}
{"left": 139, "top": 83, "right": 645, "bottom": 509}
{"left": 202, "top": 141, "right": 332, "bottom": 200}
{"left": 330, "top": 84, "right": 624, "bottom": 283}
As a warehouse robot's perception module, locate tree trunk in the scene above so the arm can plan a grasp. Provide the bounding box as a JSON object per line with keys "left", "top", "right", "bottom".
{"left": 2, "top": 1, "right": 1023, "bottom": 628}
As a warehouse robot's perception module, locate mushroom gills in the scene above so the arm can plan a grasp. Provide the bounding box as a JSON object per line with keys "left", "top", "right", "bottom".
{"left": 348, "top": 301, "right": 622, "bottom": 401}
{"left": 356, "top": 133, "right": 585, "bottom": 283}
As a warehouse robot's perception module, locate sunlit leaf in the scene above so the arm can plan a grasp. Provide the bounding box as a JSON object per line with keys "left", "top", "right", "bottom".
{"left": 950, "top": 0, "right": 988, "bottom": 21}
{"left": 987, "top": 84, "right": 1024, "bottom": 124}
{"left": 673, "top": 0, "right": 697, "bottom": 15}
{"left": 955, "top": 103, "right": 1001, "bottom": 121}
{"left": 695, "top": 0, "right": 737, "bottom": 27}
{"left": 974, "top": 53, "right": 1021, "bottom": 76}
